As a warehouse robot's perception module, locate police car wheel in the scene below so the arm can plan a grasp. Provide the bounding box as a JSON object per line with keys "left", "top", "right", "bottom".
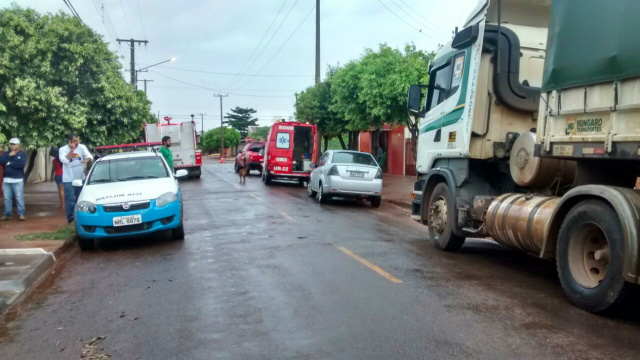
{"left": 172, "top": 223, "right": 185, "bottom": 240}
{"left": 78, "top": 237, "right": 94, "bottom": 251}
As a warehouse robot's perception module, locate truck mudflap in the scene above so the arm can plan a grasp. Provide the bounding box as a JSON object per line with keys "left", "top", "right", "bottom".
{"left": 542, "top": 185, "right": 640, "bottom": 284}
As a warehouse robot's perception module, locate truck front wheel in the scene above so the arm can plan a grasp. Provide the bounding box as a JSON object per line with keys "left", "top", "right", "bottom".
{"left": 426, "top": 182, "right": 465, "bottom": 251}
{"left": 557, "top": 199, "right": 628, "bottom": 312}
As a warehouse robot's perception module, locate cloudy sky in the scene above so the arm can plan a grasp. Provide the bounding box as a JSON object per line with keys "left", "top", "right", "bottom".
{"left": 6, "top": 0, "right": 475, "bottom": 130}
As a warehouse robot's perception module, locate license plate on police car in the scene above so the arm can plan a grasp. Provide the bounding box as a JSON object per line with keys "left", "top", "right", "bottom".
{"left": 113, "top": 215, "right": 142, "bottom": 227}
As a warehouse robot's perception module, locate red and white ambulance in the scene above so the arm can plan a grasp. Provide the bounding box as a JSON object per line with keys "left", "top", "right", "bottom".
{"left": 145, "top": 120, "right": 202, "bottom": 178}
{"left": 262, "top": 121, "right": 317, "bottom": 185}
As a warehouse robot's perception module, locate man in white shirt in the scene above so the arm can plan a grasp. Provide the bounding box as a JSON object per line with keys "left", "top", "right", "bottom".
{"left": 59, "top": 134, "right": 93, "bottom": 223}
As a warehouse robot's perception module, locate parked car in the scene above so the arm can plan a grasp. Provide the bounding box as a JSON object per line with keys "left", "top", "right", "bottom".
{"left": 235, "top": 141, "right": 265, "bottom": 174}
{"left": 307, "top": 150, "right": 383, "bottom": 207}
{"left": 262, "top": 121, "right": 317, "bottom": 185}
{"left": 73, "top": 151, "right": 188, "bottom": 250}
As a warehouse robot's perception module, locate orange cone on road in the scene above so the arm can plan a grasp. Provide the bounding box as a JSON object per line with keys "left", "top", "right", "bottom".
{"left": 220, "top": 156, "right": 224, "bottom": 163}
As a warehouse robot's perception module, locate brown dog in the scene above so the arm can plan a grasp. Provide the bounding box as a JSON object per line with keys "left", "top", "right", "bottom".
{"left": 238, "top": 155, "right": 250, "bottom": 184}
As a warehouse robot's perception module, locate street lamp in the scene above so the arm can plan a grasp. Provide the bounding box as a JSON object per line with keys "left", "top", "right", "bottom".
{"left": 135, "top": 57, "right": 176, "bottom": 89}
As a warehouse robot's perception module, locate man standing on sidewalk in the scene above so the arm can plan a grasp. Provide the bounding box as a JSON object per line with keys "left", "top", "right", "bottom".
{"left": 59, "top": 134, "right": 93, "bottom": 223}
{"left": 159, "top": 136, "right": 174, "bottom": 172}
{"left": 0, "top": 138, "right": 27, "bottom": 221}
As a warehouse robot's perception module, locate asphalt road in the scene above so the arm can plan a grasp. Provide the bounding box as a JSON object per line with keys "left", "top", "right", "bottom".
{"left": 2, "top": 160, "right": 640, "bottom": 359}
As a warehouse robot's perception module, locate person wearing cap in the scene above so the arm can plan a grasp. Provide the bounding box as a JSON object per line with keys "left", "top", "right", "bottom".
{"left": 0, "top": 138, "right": 27, "bottom": 221}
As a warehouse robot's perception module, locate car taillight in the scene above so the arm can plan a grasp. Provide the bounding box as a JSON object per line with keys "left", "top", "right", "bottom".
{"left": 375, "top": 169, "right": 383, "bottom": 179}
{"left": 328, "top": 166, "right": 339, "bottom": 176}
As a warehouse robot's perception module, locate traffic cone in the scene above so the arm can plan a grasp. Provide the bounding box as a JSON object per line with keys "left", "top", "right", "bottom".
{"left": 220, "top": 155, "right": 224, "bottom": 163}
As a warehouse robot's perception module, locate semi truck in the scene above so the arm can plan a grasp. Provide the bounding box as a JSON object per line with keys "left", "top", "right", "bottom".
{"left": 407, "top": 0, "right": 640, "bottom": 312}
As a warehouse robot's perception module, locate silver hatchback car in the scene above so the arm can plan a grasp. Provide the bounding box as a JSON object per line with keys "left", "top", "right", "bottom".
{"left": 307, "top": 150, "right": 383, "bottom": 207}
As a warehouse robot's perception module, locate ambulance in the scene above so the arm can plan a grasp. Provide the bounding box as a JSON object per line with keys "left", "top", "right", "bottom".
{"left": 262, "top": 121, "right": 317, "bottom": 185}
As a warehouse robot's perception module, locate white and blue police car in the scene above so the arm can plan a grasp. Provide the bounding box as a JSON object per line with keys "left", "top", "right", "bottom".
{"left": 73, "top": 151, "right": 186, "bottom": 250}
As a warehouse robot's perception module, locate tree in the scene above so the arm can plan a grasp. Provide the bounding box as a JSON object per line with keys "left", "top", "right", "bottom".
{"left": 0, "top": 6, "right": 155, "bottom": 153}
{"left": 201, "top": 127, "right": 240, "bottom": 152}
{"left": 249, "top": 126, "right": 269, "bottom": 141}
{"left": 224, "top": 107, "right": 258, "bottom": 138}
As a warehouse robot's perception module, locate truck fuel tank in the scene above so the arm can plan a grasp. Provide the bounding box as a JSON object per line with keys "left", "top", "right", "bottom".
{"left": 485, "top": 193, "right": 560, "bottom": 255}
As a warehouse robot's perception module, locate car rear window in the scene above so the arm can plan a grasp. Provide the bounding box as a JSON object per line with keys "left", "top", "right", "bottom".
{"left": 88, "top": 157, "right": 169, "bottom": 185}
{"left": 332, "top": 152, "right": 378, "bottom": 166}
{"left": 249, "top": 144, "right": 264, "bottom": 152}
{"left": 276, "top": 133, "right": 290, "bottom": 149}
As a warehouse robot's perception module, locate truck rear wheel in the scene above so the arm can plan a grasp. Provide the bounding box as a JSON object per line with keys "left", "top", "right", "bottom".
{"left": 557, "top": 199, "right": 628, "bottom": 312}
{"left": 426, "top": 182, "right": 465, "bottom": 251}
{"left": 263, "top": 170, "right": 272, "bottom": 185}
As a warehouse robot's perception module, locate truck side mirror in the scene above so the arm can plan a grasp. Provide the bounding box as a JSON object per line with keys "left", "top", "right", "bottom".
{"left": 407, "top": 84, "right": 424, "bottom": 115}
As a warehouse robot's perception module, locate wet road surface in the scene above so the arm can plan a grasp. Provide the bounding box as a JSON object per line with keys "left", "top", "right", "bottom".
{"left": 2, "top": 160, "right": 640, "bottom": 359}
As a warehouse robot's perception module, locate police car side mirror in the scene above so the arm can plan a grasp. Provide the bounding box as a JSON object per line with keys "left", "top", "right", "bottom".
{"left": 72, "top": 179, "right": 84, "bottom": 187}
{"left": 175, "top": 169, "right": 188, "bottom": 179}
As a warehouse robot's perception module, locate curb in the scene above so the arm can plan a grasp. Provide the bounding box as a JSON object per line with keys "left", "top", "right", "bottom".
{"left": 0, "top": 239, "right": 74, "bottom": 318}
{"left": 385, "top": 198, "right": 411, "bottom": 211}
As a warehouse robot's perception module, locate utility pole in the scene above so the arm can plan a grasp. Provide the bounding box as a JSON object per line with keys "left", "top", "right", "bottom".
{"left": 137, "top": 79, "right": 153, "bottom": 94}
{"left": 315, "top": 0, "right": 323, "bottom": 157}
{"left": 197, "top": 113, "right": 206, "bottom": 136}
{"left": 116, "top": 38, "right": 148, "bottom": 89}
{"left": 214, "top": 93, "right": 228, "bottom": 157}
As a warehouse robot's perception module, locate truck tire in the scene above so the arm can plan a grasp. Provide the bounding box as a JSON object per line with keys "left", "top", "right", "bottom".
{"left": 426, "top": 182, "right": 465, "bottom": 251}
{"left": 556, "top": 199, "right": 628, "bottom": 312}
{"left": 263, "top": 170, "right": 272, "bottom": 185}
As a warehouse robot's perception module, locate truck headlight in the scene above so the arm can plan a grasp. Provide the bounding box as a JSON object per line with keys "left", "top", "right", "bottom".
{"left": 78, "top": 201, "right": 97, "bottom": 214}
{"left": 156, "top": 192, "right": 178, "bottom": 207}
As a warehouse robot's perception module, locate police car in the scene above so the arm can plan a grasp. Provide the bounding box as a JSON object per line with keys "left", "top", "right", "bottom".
{"left": 73, "top": 151, "right": 187, "bottom": 250}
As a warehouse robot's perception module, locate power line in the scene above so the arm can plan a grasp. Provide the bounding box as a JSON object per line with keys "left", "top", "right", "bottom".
{"left": 389, "top": 0, "right": 448, "bottom": 36}
{"left": 118, "top": 0, "right": 133, "bottom": 38}
{"left": 399, "top": 0, "right": 443, "bottom": 28}
{"left": 232, "top": 4, "right": 315, "bottom": 90}
{"left": 221, "top": 0, "right": 289, "bottom": 90}
{"left": 62, "top": 0, "right": 84, "bottom": 25}
{"left": 225, "top": 0, "right": 301, "bottom": 90}
{"left": 149, "top": 65, "right": 313, "bottom": 78}
{"left": 375, "top": 0, "right": 437, "bottom": 40}
{"left": 149, "top": 71, "right": 296, "bottom": 98}
{"left": 149, "top": 85, "right": 300, "bottom": 92}
{"left": 136, "top": 0, "right": 148, "bottom": 39}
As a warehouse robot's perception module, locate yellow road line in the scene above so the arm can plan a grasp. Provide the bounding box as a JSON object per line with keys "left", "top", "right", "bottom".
{"left": 336, "top": 246, "right": 402, "bottom": 284}
{"left": 278, "top": 211, "right": 296, "bottom": 222}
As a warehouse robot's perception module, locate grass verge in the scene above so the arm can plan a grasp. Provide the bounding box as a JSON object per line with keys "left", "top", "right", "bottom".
{"left": 14, "top": 224, "right": 75, "bottom": 242}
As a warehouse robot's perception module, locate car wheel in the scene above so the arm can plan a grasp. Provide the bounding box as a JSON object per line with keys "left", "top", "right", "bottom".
{"left": 264, "top": 170, "right": 272, "bottom": 185}
{"left": 172, "top": 223, "right": 185, "bottom": 241}
{"left": 427, "top": 182, "right": 465, "bottom": 251}
{"left": 307, "top": 181, "right": 317, "bottom": 197}
{"left": 556, "top": 199, "right": 628, "bottom": 312}
{"left": 77, "top": 236, "right": 94, "bottom": 251}
{"left": 370, "top": 196, "right": 382, "bottom": 208}
{"left": 318, "top": 182, "right": 330, "bottom": 204}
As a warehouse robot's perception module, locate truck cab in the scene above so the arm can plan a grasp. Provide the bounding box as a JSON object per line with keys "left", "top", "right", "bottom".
{"left": 407, "top": 0, "right": 640, "bottom": 312}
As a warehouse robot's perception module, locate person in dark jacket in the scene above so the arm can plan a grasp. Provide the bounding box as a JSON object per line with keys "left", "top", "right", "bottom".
{"left": 0, "top": 138, "right": 27, "bottom": 220}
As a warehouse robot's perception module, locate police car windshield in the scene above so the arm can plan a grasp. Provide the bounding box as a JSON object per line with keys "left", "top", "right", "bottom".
{"left": 88, "top": 157, "right": 169, "bottom": 185}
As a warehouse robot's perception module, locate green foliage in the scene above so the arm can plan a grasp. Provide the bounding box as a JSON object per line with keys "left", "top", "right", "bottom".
{"left": 249, "top": 126, "right": 269, "bottom": 141}
{"left": 15, "top": 224, "right": 75, "bottom": 241}
{"left": 0, "top": 6, "right": 155, "bottom": 149}
{"left": 224, "top": 107, "right": 258, "bottom": 138}
{"left": 201, "top": 127, "right": 241, "bottom": 151}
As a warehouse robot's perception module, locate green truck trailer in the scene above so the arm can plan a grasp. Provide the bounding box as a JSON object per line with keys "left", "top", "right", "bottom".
{"left": 408, "top": 0, "right": 640, "bottom": 312}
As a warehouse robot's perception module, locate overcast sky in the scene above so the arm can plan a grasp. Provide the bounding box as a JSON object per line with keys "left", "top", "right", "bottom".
{"left": 7, "top": 0, "right": 474, "bottom": 130}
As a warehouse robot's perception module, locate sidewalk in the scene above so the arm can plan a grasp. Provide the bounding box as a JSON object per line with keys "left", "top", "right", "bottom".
{"left": 0, "top": 181, "right": 72, "bottom": 317}
{"left": 382, "top": 174, "right": 414, "bottom": 209}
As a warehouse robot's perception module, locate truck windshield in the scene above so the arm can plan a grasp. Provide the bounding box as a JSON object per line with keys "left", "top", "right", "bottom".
{"left": 88, "top": 157, "right": 169, "bottom": 185}
{"left": 332, "top": 152, "right": 378, "bottom": 166}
